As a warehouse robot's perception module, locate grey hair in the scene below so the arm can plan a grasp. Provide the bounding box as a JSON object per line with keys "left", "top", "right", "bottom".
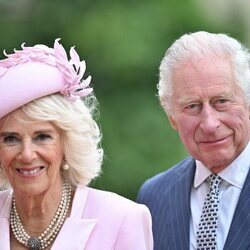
{"left": 158, "top": 31, "right": 250, "bottom": 115}
{"left": 0, "top": 94, "right": 103, "bottom": 188}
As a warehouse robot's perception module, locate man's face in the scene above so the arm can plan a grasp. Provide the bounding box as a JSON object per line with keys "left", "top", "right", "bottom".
{"left": 169, "top": 56, "right": 250, "bottom": 172}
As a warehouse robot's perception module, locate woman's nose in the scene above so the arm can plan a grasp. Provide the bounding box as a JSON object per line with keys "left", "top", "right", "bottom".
{"left": 17, "top": 140, "right": 37, "bottom": 163}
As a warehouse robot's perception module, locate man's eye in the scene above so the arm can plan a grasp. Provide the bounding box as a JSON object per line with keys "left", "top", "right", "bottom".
{"left": 186, "top": 103, "right": 199, "bottom": 109}
{"left": 213, "top": 98, "right": 230, "bottom": 109}
{"left": 216, "top": 99, "right": 228, "bottom": 104}
{"left": 183, "top": 103, "right": 201, "bottom": 114}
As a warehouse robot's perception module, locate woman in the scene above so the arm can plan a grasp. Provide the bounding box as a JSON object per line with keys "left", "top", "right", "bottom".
{"left": 0, "top": 39, "right": 153, "bottom": 249}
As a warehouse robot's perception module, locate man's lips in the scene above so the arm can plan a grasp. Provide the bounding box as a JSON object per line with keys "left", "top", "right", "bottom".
{"left": 199, "top": 138, "right": 224, "bottom": 143}
{"left": 197, "top": 136, "right": 230, "bottom": 146}
{"left": 197, "top": 134, "right": 232, "bottom": 144}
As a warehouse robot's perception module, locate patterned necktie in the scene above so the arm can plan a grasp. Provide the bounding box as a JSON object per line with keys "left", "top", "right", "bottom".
{"left": 196, "top": 174, "right": 222, "bottom": 250}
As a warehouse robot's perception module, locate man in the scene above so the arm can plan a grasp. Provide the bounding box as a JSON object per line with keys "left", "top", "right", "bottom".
{"left": 137, "top": 31, "right": 250, "bottom": 250}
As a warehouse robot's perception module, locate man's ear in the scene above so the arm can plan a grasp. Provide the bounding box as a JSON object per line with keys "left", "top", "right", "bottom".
{"left": 168, "top": 115, "right": 178, "bottom": 130}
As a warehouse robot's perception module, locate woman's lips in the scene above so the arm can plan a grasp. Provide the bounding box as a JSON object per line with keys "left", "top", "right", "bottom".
{"left": 16, "top": 166, "right": 44, "bottom": 176}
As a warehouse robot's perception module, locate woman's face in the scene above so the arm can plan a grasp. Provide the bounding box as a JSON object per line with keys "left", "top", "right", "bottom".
{"left": 0, "top": 109, "right": 64, "bottom": 196}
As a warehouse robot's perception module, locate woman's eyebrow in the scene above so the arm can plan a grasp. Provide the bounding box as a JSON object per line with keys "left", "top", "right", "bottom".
{"left": 0, "top": 132, "right": 19, "bottom": 137}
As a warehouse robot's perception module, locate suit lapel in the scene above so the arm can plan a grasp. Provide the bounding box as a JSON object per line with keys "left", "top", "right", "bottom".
{"left": 0, "top": 187, "right": 97, "bottom": 250}
{"left": 52, "top": 187, "right": 97, "bottom": 250}
{"left": 224, "top": 169, "right": 250, "bottom": 250}
{"left": 0, "top": 218, "right": 11, "bottom": 249}
{"left": 52, "top": 218, "right": 97, "bottom": 249}
{"left": 0, "top": 190, "right": 12, "bottom": 250}
{"left": 166, "top": 158, "right": 196, "bottom": 250}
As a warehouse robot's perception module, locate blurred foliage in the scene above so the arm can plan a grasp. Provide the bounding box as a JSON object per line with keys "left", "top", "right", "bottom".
{"left": 0, "top": 0, "right": 244, "bottom": 200}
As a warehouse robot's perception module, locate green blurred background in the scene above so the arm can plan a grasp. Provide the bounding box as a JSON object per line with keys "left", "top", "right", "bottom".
{"left": 0, "top": 0, "right": 248, "bottom": 200}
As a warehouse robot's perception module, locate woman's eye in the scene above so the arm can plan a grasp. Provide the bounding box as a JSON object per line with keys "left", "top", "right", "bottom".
{"left": 3, "top": 135, "right": 19, "bottom": 145}
{"left": 34, "top": 133, "right": 52, "bottom": 143}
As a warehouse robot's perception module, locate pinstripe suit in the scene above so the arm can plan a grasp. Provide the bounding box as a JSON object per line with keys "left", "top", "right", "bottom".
{"left": 137, "top": 156, "right": 250, "bottom": 250}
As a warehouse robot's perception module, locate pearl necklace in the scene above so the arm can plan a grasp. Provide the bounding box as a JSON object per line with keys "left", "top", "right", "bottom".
{"left": 10, "top": 181, "right": 72, "bottom": 250}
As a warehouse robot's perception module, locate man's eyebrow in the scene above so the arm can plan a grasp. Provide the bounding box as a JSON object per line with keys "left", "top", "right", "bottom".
{"left": 177, "top": 97, "right": 200, "bottom": 105}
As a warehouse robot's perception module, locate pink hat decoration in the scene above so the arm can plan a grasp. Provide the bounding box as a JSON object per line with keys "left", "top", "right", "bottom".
{"left": 0, "top": 39, "right": 93, "bottom": 118}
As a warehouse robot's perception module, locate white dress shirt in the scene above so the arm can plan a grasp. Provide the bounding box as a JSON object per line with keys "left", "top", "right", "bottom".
{"left": 189, "top": 141, "right": 250, "bottom": 250}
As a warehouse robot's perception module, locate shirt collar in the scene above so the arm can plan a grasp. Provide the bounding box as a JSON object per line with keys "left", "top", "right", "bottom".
{"left": 194, "top": 141, "right": 250, "bottom": 189}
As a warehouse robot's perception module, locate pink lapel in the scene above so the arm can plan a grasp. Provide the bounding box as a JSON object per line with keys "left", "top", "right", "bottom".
{"left": 0, "top": 190, "right": 13, "bottom": 250}
{"left": 52, "top": 187, "right": 97, "bottom": 249}
{"left": 0, "top": 187, "right": 97, "bottom": 250}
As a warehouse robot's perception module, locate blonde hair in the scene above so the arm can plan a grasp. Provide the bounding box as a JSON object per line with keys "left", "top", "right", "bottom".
{"left": 0, "top": 94, "right": 103, "bottom": 188}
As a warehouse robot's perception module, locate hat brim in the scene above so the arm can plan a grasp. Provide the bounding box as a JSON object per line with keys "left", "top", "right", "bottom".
{"left": 0, "top": 62, "right": 65, "bottom": 118}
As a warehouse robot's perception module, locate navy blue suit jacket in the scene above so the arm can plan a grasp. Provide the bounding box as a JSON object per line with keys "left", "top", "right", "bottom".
{"left": 137, "top": 156, "right": 250, "bottom": 250}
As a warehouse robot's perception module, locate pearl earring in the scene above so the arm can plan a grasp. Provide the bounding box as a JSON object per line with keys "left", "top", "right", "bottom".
{"left": 62, "top": 163, "right": 69, "bottom": 170}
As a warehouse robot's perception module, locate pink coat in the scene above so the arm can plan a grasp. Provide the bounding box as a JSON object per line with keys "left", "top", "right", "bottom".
{"left": 0, "top": 186, "right": 153, "bottom": 249}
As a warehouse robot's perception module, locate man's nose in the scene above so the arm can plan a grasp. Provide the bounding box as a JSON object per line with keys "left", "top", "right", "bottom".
{"left": 199, "top": 104, "right": 220, "bottom": 134}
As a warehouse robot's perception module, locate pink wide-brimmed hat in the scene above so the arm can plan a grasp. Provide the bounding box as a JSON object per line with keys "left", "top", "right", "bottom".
{"left": 0, "top": 39, "right": 92, "bottom": 118}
